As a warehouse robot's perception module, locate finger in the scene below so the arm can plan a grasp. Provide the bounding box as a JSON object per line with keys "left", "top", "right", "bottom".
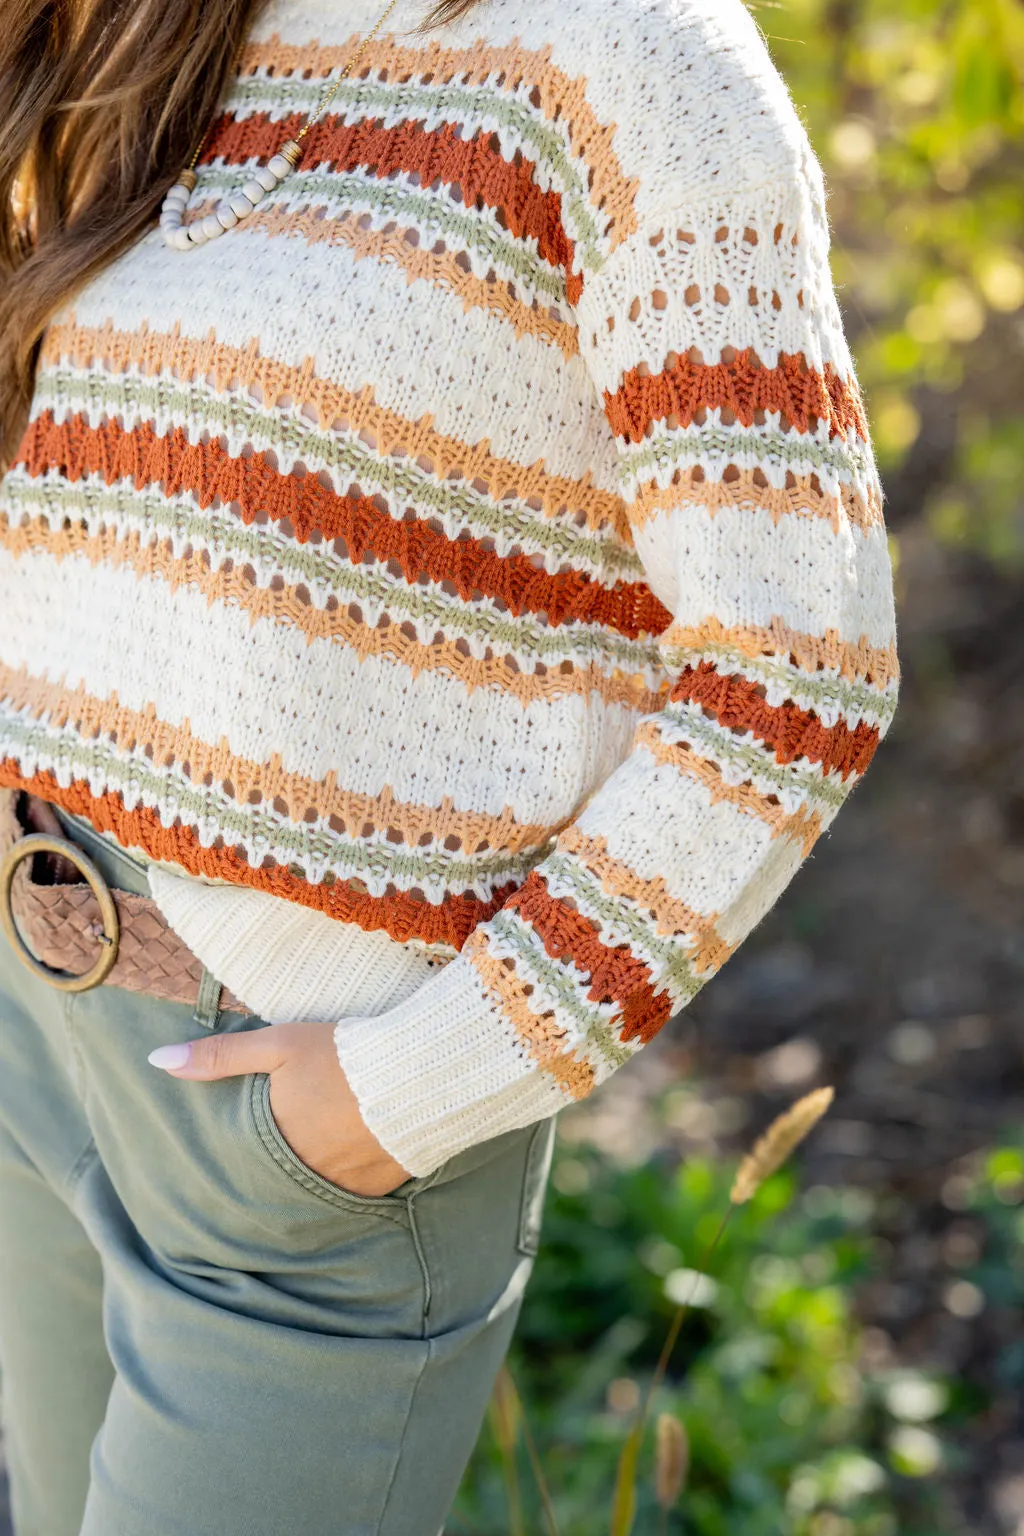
{"left": 147, "top": 1026, "right": 288, "bottom": 1081}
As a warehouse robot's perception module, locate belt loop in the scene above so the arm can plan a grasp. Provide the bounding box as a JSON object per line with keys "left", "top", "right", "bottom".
{"left": 192, "top": 967, "right": 224, "bottom": 1031}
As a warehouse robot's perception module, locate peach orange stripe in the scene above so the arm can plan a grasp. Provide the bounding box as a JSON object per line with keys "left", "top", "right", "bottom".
{"left": 1, "top": 517, "right": 665, "bottom": 714}
{"left": 242, "top": 203, "right": 578, "bottom": 358}
{"left": 0, "top": 660, "right": 554, "bottom": 854}
{"left": 0, "top": 763, "right": 516, "bottom": 948}
{"left": 629, "top": 464, "right": 883, "bottom": 534}
{"left": 40, "top": 319, "right": 628, "bottom": 534}
{"left": 660, "top": 616, "right": 900, "bottom": 687}
{"left": 556, "top": 824, "right": 732, "bottom": 973}
{"left": 241, "top": 33, "right": 639, "bottom": 248}
{"left": 635, "top": 721, "right": 823, "bottom": 854}
{"left": 464, "top": 931, "right": 596, "bottom": 1098}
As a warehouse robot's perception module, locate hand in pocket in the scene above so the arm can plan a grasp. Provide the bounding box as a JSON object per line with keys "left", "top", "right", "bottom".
{"left": 148, "top": 1021, "right": 410, "bottom": 1196}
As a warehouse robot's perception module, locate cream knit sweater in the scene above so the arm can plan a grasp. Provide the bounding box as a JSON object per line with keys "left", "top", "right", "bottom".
{"left": 0, "top": 0, "right": 898, "bottom": 1173}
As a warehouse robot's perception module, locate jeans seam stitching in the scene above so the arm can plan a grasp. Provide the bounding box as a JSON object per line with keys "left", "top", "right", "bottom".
{"left": 406, "top": 1193, "right": 433, "bottom": 1333}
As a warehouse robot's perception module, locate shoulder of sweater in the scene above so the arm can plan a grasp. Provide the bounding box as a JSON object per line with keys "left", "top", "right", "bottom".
{"left": 456, "top": 0, "right": 824, "bottom": 229}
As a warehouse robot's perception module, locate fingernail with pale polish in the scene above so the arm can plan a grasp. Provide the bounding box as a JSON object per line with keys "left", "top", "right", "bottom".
{"left": 148, "top": 1043, "right": 192, "bottom": 1071}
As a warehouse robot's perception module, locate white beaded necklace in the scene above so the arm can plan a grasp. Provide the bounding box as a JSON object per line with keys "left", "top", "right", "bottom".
{"left": 160, "top": 0, "right": 400, "bottom": 251}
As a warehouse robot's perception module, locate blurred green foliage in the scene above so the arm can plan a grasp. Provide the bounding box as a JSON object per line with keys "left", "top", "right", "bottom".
{"left": 755, "top": 0, "right": 1024, "bottom": 562}
{"left": 454, "top": 1142, "right": 957, "bottom": 1535}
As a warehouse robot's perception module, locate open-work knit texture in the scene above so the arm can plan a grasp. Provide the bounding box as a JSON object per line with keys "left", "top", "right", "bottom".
{"left": 0, "top": 0, "right": 898, "bottom": 1173}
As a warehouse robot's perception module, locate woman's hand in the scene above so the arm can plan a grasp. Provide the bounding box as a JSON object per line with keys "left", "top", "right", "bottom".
{"left": 148, "top": 1022, "right": 410, "bottom": 1196}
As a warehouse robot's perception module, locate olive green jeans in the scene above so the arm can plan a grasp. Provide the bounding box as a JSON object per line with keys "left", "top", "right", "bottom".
{"left": 0, "top": 905, "right": 554, "bottom": 1535}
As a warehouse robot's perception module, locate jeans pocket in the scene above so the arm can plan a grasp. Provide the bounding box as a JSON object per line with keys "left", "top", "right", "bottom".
{"left": 517, "top": 1116, "right": 556, "bottom": 1256}
{"left": 248, "top": 1072, "right": 439, "bottom": 1216}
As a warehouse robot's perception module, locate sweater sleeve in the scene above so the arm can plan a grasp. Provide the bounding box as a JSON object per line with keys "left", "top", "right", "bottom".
{"left": 334, "top": 169, "right": 899, "bottom": 1177}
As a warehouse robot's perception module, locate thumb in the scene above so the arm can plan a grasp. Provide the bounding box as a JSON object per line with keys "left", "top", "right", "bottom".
{"left": 147, "top": 1026, "right": 287, "bottom": 1081}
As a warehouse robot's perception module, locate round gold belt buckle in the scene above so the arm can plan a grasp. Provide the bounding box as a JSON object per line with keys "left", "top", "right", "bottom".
{"left": 0, "top": 834, "right": 120, "bottom": 992}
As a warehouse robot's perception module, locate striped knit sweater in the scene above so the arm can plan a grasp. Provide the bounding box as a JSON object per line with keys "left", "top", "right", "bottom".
{"left": 0, "top": 0, "right": 898, "bottom": 1174}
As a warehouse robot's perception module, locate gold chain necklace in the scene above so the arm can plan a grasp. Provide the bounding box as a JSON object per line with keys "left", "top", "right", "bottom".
{"left": 161, "top": 0, "right": 400, "bottom": 251}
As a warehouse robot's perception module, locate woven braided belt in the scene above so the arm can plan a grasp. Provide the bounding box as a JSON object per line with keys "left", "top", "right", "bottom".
{"left": 0, "top": 791, "right": 248, "bottom": 1011}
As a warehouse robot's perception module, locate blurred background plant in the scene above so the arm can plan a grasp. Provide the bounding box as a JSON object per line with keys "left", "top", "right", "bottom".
{"left": 452, "top": 2, "right": 1024, "bottom": 1531}
{"left": 454, "top": 1126, "right": 1024, "bottom": 1534}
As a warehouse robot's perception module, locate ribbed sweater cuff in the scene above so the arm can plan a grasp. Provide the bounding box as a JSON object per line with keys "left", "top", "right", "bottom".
{"left": 333, "top": 956, "right": 567, "bottom": 1176}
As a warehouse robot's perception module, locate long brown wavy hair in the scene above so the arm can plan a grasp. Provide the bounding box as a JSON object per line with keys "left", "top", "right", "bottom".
{"left": 0, "top": 0, "right": 479, "bottom": 467}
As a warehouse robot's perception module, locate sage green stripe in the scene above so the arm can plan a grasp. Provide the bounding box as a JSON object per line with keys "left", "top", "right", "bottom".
{"left": 658, "top": 636, "right": 897, "bottom": 724}
{"left": 6, "top": 471, "right": 662, "bottom": 678}
{"left": 541, "top": 850, "right": 706, "bottom": 1001}
{"left": 620, "top": 422, "right": 877, "bottom": 489}
{"left": 0, "top": 712, "right": 543, "bottom": 891}
{"left": 31, "top": 370, "right": 642, "bottom": 580}
{"left": 487, "top": 909, "right": 634, "bottom": 1072}
{"left": 200, "top": 164, "right": 567, "bottom": 302}
{"left": 227, "top": 74, "right": 606, "bottom": 266}
{"left": 657, "top": 705, "right": 852, "bottom": 814}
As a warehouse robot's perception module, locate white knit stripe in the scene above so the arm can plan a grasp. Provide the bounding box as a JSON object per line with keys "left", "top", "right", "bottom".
{"left": 712, "top": 833, "right": 809, "bottom": 949}
{"left": 0, "top": 546, "right": 640, "bottom": 824}
{"left": 633, "top": 499, "right": 897, "bottom": 647}
{"left": 573, "top": 748, "right": 786, "bottom": 914}
{"left": 577, "top": 185, "right": 852, "bottom": 389}
{"left": 24, "top": 373, "right": 641, "bottom": 584}
{"left": 333, "top": 952, "right": 571, "bottom": 1176}
{"left": 147, "top": 867, "right": 445, "bottom": 1014}
{"left": 68, "top": 229, "right": 621, "bottom": 494}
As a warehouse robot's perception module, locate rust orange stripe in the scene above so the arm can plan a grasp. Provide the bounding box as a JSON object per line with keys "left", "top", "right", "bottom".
{"left": 240, "top": 33, "right": 640, "bottom": 249}
{"left": 636, "top": 720, "right": 824, "bottom": 854}
{"left": 556, "top": 824, "right": 732, "bottom": 973}
{"left": 0, "top": 765, "right": 517, "bottom": 949}
{"left": 17, "top": 413, "right": 669, "bottom": 641}
{"left": 605, "top": 349, "right": 870, "bottom": 445}
{"left": 661, "top": 617, "right": 900, "bottom": 688}
{"left": 464, "top": 931, "right": 596, "bottom": 1099}
{"left": 630, "top": 464, "right": 883, "bottom": 534}
{"left": 671, "top": 661, "right": 879, "bottom": 778}
{"left": 1, "top": 517, "right": 664, "bottom": 713}
{"left": 0, "top": 661, "right": 551, "bottom": 853}
{"left": 39, "top": 319, "right": 627, "bottom": 533}
{"left": 505, "top": 871, "right": 672, "bottom": 1044}
{"left": 203, "top": 112, "right": 582, "bottom": 303}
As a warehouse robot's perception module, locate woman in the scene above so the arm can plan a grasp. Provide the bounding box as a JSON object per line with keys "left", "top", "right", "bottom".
{"left": 0, "top": 0, "right": 898, "bottom": 1529}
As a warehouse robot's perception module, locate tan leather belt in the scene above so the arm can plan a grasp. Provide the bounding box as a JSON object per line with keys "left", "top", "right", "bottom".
{"left": 0, "top": 791, "right": 248, "bottom": 1012}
